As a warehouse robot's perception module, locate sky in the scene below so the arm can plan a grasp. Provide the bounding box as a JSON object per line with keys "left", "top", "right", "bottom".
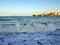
{"left": 0, "top": 0, "right": 60, "bottom": 16}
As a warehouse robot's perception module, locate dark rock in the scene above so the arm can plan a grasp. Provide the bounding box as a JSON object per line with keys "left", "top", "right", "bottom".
{"left": 0, "top": 38, "right": 4, "bottom": 42}
{"left": 49, "top": 41, "right": 53, "bottom": 44}
{"left": 23, "top": 23, "right": 27, "bottom": 26}
{"left": 37, "top": 41, "right": 42, "bottom": 45}
{"left": 24, "top": 44, "right": 27, "bottom": 45}
{"left": 56, "top": 29, "right": 60, "bottom": 30}
{"left": 47, "top": 33, "right": 60, "bottom": 36}
{"left": 41, "top": 23, "right": 47, "bottom": 25}
{"left": 22, "top": 40, "right": 27, "bottom": 42}
{"left": 23, "top": 32, "right": 27, "bottom": 34}
{"left": 8, "top": 42, "right": 13, "bottom": 45}
{"left": 0, "top": 33, "right": 2, "bottom": 34}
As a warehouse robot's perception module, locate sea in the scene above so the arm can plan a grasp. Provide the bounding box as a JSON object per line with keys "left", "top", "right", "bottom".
{"left": 0, "top": 16, "right": 60, "bottom": 32}
{"left": 0, "top": 16, "right": 60, "bottom": 45}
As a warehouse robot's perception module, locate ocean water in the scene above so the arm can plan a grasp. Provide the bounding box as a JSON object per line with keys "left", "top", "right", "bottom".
{"left": 0, "top": 16, "right": 60, "bottom": 45}
{"left": 0, "top": 16, "right": 60, "bottom": 32}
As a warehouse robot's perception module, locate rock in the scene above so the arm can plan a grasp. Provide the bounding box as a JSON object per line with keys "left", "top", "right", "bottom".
{"left": 22, "top": 40, "right": 27, "bottom": 42}
{"left": 41, "top": 23, "right": 47, "bottom": 25}
{"left": 56, "top": 29, "right": 60, "bottom": 30}
{"left": 23, "top": 24, "right": 27, "bottom": 26}
{"left": 0, "top": 38, "right": 4, "bottom": 42}
{"left": 22, "top": 32, "right": 27, "bottom": 34}
{"left": 49, "top": 41, "right": 53, "bottom": 44}
{"left": 8, "top": 42, "right": 13, "bottom": 45}
{"left": 24, "top": 44, "right": 27, "bottom": 45}
{"left": 37, "top": 41, "right": 42, "bottom": 45}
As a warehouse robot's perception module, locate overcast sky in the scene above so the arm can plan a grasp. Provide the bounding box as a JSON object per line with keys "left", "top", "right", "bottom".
{"left": 0, "top": 0, "right": 60, "bottom": 16}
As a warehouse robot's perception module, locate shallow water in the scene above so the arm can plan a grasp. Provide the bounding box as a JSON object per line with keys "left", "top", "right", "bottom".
{"left": 0, "top": 30, "right": 60, "bottom": 45}
{"left": 0, "top": 16, "right": 60, "bottom": 32}
{"left": 0, "top": 16, "right": 60, "bottom": 45}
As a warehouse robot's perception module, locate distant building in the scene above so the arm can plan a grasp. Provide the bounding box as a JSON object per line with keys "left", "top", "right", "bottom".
{"left": 33, "top": 12, "right": 60, "bottom": 16}
{"left": 58, "top": 12, "right": 60, "bottom": 16}
{"left": 55, "top": 12, "right": 58, "bottom": 16}
{"left": 50, "top": 12, "right": 55, "bottom": 16}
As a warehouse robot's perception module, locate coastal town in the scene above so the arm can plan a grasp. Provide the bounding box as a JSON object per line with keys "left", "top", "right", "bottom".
{"left": 33, "top": 12, "right": 60, "bottom": 16}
